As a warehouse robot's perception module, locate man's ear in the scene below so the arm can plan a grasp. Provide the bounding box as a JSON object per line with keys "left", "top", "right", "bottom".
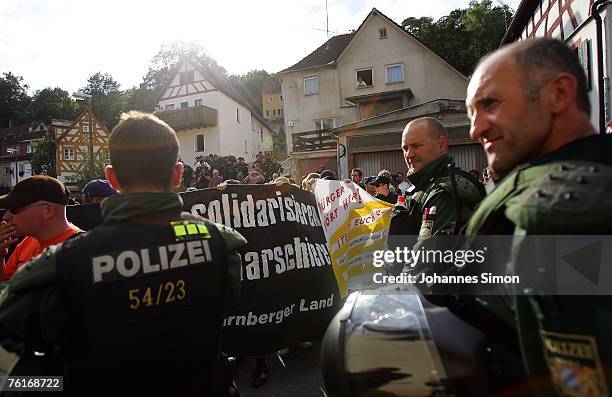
{"left": 546, "top": 73, "right": 578, "bottom": 114}
{"left": 439, "top": 134, "right": 449, "bottom": 154}
{"left": 105, "top": 165, "right": 122, "bottom": 191}
{"left": 170, "top": 162, "right": 184, "bottom": 189}
{"left": 41, "top": 203, "right": 55, "bottom": 219}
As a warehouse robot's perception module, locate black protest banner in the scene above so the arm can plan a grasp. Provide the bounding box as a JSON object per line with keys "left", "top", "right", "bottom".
{"left": 66, "top": 184, "right": 341, "bottom": 356}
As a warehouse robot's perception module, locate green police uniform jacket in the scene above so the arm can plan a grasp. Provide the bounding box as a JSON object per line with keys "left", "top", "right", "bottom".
{"left": 466, "top": 134, "right": 612, "bottom": 396}
{"left": 0, "top": 192, "right": 246, "bottom": 394}
{"left": 388, "top": 154, "right": 484, "bottom": 268}
{"left": 404, "top": 154, "right": 484, "bottom": 239}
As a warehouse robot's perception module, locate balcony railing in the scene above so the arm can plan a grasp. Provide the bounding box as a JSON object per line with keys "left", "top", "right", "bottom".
{"left": 156, "top": 105, "right": 217, "bottom": 131}
{"left": 292, "top": 129, "right": 337, "bottom": 152}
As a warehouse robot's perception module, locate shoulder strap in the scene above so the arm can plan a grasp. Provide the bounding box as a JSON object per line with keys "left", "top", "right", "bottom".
{"left": 448, "top": 160, "right": 463, "bottom": 234}
{"left": 425, "top": 158, "right": 486, "bottom": 233}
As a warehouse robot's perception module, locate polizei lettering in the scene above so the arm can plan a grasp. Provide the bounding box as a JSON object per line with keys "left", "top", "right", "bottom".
{"left": 91, "top": 240, "right": 213, "bottom": 284}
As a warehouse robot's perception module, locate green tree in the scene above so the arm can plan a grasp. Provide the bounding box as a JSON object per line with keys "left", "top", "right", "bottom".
{"left": 31, "top": 87, "right": 76, "bottom": 121}
{"left": 142, "top": 41, "right": 227, "bottom": 91}
{"left": 402, "top": 16, "right": 435, "bottom": 38}
{"left": 121, "top": 41, "right": 228, "bottom": 114}
{"left": 228, "top": 70, "right": 272, "bottom": 114}
{"left": 0, "top": 72, "right": 31, "bottom": 127}
{"left": 81, "top": 72, "right": 124, "bottom": 129}
{"left": 402, "top": 0, "right": 513, "bottom": 75}
{"left": 31, "top": 130, "right": 56, "bottom": 177}
{"left": 462, "top": 0, "right": 512, "bottom": 62}
{"left": 122, "top": 86, "right": 158, "bottom": 113}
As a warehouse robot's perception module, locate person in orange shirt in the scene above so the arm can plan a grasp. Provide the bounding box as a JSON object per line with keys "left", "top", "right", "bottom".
{"left": 0, "top": 176, "right": 82, "bottom": 280}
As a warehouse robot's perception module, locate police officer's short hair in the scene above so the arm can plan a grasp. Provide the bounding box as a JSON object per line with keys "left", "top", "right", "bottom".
{"left": 476, "top": 38, "right": 591, "bottom": 115}
{"left": 351, "top": 168, "right": 363, "bottom": 177}
{"left": 514, "top": 38, "right": 590, "bottom": 114}
{"left": 405, "top": 117, "right": 448, "bottom": 141}
{"left": 109, "top": 111, "right": 179, "bottom": 190}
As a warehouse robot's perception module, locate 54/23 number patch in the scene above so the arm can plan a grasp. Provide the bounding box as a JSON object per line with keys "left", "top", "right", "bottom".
{"left": 128, "top": 280, "right": 186, "bottom": 310}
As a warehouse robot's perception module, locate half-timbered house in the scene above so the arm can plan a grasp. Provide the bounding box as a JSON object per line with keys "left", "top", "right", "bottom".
{"left": 503, "top": 0, "right": 611, "bottom": 132}
{"left": 53, "top": 108, "right": 110, "bottom": 188}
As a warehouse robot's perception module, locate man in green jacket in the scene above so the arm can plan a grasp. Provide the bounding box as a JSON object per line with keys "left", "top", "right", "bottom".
{"left": 389, "top": 117, "right": 484, "bottom": 246}
{"left": 0, "top": 111, "right": 246, "bottom": 396}
{"left": 465, "top": 38, "right": 612, "bottom": 396}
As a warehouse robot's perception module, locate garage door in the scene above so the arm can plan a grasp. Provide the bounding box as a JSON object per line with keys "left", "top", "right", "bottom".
{"left": 298, "top": 157, "right": 338, "bottom": 178}
{"left": 353, "top": 151, "right": 406, "bottom": 177}
{"left": 449, "top": 144, "right": 487, "bottom": 173}
{"left": 353, "top": 144, "right": 486, "bottom": 177}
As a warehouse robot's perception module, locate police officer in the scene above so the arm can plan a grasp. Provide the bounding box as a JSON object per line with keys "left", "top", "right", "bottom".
{"left": 389, "top": 117, "right": 484, "bottom": 245}
{"left": 466, "top": 38, "right": 612, "bottom": 395}
{"left": 0, "top": 111, "right": 246, "bottom": 396}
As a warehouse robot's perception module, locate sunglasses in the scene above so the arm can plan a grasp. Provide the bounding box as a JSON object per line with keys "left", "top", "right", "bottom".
{"left": 9, "top": 202, "right": 49, "bottom": 215}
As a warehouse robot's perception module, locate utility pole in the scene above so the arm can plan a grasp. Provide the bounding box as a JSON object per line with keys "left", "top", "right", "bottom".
{"left": 72, "top": 92, "right": 95, "bottom": 180}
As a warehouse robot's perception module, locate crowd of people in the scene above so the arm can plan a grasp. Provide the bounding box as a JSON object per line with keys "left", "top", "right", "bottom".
{"left": 0, "top": 38, "right": 610, "bottom": 397}
{"left": 180, "top": 152, "right": 285, "bottom": 190}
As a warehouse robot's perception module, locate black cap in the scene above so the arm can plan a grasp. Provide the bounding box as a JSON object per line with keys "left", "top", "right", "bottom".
{"left": 0, "top": 176, "right": 70, "bottom": 210}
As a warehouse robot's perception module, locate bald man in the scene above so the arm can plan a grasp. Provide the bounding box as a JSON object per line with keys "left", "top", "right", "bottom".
{"left": 389, "top": 117, "right": 484, "bottom": 242}
{"left": 464, "top": 38, "right": 612, "bottom": 395}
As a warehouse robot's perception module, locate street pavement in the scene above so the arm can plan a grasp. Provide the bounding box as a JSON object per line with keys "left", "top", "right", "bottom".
{"left": 238, "top": 342, "right": 325, "bottom": 397}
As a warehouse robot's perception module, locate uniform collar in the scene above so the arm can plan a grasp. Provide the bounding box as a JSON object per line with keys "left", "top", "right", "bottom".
{"left": 526, "top": 133, "right": 612, "bottom": 167}
{"left": 100, "top": 192, "right": 184, "bottom": 223}
{"left": 406, "top": 154, "right": 451, "bottom": 190}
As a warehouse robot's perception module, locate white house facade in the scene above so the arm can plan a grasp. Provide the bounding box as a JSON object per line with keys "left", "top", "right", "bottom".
{"left": 155, "top": 59, "right": 273, "bottom": 164}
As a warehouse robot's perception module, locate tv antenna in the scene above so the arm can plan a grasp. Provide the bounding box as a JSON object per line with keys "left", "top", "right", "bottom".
{"left": 311, "top": 0, "right": 336, "bottom": 45}
{"left": 326, "top": 0, "right": 330, "bottom": 39}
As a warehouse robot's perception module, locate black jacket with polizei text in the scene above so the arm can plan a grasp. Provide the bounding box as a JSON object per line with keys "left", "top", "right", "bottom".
{"left": 0, "top": 192, "right": 246, "bottom": 397}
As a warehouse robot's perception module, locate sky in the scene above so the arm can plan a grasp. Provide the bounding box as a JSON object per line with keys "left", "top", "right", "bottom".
{"left": 0, "top": 0, "right": 521, "bottom": 94}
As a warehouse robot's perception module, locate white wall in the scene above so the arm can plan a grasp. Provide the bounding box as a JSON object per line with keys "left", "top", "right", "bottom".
{"left": 337, "top": 13, "right": 467, "bottom": 106}
{"left": 2, "top": 160, "right": 32, "bottom": 187}
{"left": 281, "top": 67, "right": 350, "bottom": 152}
{"left": 158, "top": 90, "right": 219, "bottom": 111}
{"left": 217, "top": 94, "right": 262, "bottom": 162}
{"left": 175, "top": 127, "right": 220, "bottom": 166}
